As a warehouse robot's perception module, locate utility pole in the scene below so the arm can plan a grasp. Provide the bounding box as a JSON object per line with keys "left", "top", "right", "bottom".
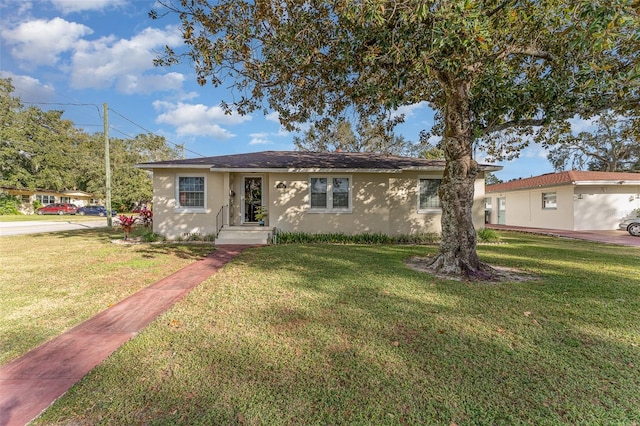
{"left": 104, "top": 103, "right": 112, "bottom": 228}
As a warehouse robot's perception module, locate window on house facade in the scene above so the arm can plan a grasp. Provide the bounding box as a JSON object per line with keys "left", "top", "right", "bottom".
{"left": 177, "top": 176, "right": 205, "bottom": 209}
{"left": 60, "top": 197, "right": 70, "bottom": 203}
{"left": 309, "top": 176, "right": 351, "bottom": 211}
{"left": 484, "top": 197, "right": 492, "bottom": 209}
{"left": 542, "top": 192, "right": 557, "bottom": 209}
{"left": 36, "top": 195, "right": 55, "bottom": 204}
{"left": 20, "top": 195, "right": 30, "bottom": 204}
{"left": 419, "top": 178, "right": 442, "bottom": 211}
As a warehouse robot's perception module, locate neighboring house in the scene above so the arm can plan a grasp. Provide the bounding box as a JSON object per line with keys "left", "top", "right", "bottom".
{"left": 0, "top": 187, "right": 95, "bottom": 214}
{"left": 138, "top": 150, "right": 501, "bottom": 243}
{"left": 485, "top": 171, "right": 640, "bottom": 231}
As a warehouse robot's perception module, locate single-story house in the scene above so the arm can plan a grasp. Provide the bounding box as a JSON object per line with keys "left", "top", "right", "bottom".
{"left": 138, "top": 151, "right": 501, "bottom": 243}
{"left": 485, "top": 170, "right": 640, "bottom": 230}
{"left": 0, "top": 186, "right": 95, "bottom": 214}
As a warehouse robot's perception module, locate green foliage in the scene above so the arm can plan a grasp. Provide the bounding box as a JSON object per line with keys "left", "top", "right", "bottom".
{"left": 476, "top": 227, "right": 501, "bottom": 243}
{"left": 294, "top": 117, "right": 421, "bottom": 156}
{"left": 485, "top": 172, "right": 502, "bottom": 185}
{"left": 536, "top": 111, "right": 640, "bottom": 172}
{"left": 0, "top": 78, "right": 181, "bottom": 207}
{"left": 0, "top": 193, "right": 21, "bottom": 215}
{"left": 142, "top": 232, "right": 163, "bottom": 243}
{"left": 152, "top": 0, "right": 639, "bottom": 274}
{"left": 274, "top": 231, "right": 439, "bottom": 245}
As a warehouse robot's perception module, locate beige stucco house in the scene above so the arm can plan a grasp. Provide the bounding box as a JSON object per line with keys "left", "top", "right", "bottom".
{"left": 138, "top": 151, "right": 501, "bottom": 243}
{"left": 485, "top": 171, "right": 640, "bottom": 231}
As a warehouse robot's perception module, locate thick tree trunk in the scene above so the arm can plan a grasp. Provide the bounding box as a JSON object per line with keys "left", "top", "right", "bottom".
{"left": 428, "top": 77, "right": 486, "bottom": 277}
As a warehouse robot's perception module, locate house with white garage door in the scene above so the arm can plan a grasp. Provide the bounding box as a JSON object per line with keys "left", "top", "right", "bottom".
{"left": 485, "top": 171, "right": 640, "bottom": 231}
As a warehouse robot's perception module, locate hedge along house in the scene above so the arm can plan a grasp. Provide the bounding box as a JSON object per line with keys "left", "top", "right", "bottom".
{"left": 137, "top": 151, "right": 502, "bottom": 244}
{"left": 485, "top": 171, "right": 640, "bottom": 231}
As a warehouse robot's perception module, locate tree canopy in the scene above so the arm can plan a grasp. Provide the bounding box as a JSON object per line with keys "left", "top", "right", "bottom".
{"left": 536, "top": 111, "right": 640, "bottom": 172}
{"left": 293, "top": 117, "right": 422, "bottom": 156}
{"left": 153, "top": 0, "right": 639, "bottom": 277}
{"left": 0, "top": 78, "right": 181, "bottom": 210}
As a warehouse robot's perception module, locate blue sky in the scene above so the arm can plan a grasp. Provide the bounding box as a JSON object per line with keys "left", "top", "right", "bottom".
{"left": 1, "top": 0, "right": 592, "bottom": 181}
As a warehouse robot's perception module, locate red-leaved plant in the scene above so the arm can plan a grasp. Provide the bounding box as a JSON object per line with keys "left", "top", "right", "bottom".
{"left": 139, "top": 209, "right": 153, "bottom": 228}
{"left": 118, "top": 215, "right": 137, "bottom": 240}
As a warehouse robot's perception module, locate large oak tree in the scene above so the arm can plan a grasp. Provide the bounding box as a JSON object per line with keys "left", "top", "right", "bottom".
{"left": 152, "top": 0, "right": 639, "bottom": 277}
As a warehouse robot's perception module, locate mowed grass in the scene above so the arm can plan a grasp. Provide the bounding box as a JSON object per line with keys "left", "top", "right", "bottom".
{"left": 0, "top": 228, "right": 215, "bottom": 364}
{"left": 32, "top": 233, "right": 640, "bottom": 425}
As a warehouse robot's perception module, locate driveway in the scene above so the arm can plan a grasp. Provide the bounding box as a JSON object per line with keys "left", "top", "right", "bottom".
{"left": 487, "top": 224, "right": 640, "bottom": 248}
{"left": 0, "top": 219, "right": 111, "bottom": 236}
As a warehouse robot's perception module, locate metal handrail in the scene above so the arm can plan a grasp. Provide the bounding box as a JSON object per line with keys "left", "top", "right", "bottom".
{"left": 215, "top": 204, "right": 227, "bottom": 237}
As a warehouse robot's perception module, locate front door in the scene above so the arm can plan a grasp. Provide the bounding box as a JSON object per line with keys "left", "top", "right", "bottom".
{"left": 497, "top": 197, "right": 506, "bottom": 225}
{"left": 243, "top": 176, "right": 263, "bottom": 223}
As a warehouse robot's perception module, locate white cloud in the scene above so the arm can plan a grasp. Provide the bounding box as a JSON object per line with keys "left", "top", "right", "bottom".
{"left": 265, "top": 111, "right": 280, "bottom": 123}
{"left": 70, "top": 26, "right": 184, "bottom": 93}
{"left": 1, "top": 17, "right": 93, "bottom": 66}
{"left": 390, "top": 101, "right": 430, "bottom": 119}
{"left": 568, "top": 115, "right": 598, "bottom": 134}
{"left": 522, "top": 142, "right": 548, "bottom": 159}
{"left": 249, "top": 133, "right": 270, "bottom": 145}
{"left": 0, "top": 71, "right": 56, "bottom": 102}
{"left": 153, "top": 101, "right": 252, "bottom": 140}
{"left": 50, "top": 0, "right": 128, "bottom": 14}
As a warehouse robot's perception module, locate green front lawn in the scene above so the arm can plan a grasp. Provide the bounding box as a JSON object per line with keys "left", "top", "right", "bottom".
{"left": 30, "top": 233, "right": 639, "bottom": 425}
{"left": 0, "top": 229, "right": 215, "bottom": 364}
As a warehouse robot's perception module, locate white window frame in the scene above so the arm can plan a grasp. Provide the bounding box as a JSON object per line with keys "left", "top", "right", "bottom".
{"left": 36, "top": 195, "right": 55, "bottom": 204}
{"left": 175, "top": 174, "right": 207, "bottom": 213}
{"left": 418, "top": 177, "right": 442, "bottom": 213}
{"left": 308, "top": 175, "right": 352, "bottom": 213}
{"left": 542, "top": 192, "right": 557, "bottom": 210}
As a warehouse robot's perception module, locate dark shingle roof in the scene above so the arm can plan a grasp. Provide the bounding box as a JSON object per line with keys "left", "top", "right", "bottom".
{"left": 138, "top": 150, "right": 501, "bottom": 172}
{"left": 487, "top": 170, "right": 640, "bottom": 192}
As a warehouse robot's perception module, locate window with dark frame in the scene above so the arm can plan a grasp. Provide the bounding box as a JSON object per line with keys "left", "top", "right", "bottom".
{"left": 542, "top": 192, "right": 557, "bottom": 209}
{"left": 309, "top": 176, "right": 350, "bottom": 211}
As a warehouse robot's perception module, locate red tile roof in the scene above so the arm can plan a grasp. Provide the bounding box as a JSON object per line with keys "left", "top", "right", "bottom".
{"left": 487, "top": 170, "right": 640, "bottom": 192}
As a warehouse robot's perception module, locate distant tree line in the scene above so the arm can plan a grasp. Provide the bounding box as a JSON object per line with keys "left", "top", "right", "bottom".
{"left": 0, "top": 78, "right": 181, "bottom": 211}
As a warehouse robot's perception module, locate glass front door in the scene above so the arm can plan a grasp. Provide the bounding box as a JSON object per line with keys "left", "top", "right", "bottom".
{"left": 243, "top": 176, "right": 262, "bottom": 223}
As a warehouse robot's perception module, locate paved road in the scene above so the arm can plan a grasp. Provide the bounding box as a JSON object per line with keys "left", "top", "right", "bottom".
{"left": 487, "top": 224, "right": 640, "bottom": 248}
{"left": 0, "top": 219, "right": 112, "bottom": 236}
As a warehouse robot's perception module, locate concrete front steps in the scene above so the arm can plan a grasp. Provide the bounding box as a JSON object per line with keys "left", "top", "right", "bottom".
{"left": 215, "top": 226, "right": 273, "bottom": 245}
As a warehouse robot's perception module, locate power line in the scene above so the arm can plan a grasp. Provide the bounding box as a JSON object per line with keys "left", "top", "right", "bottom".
{"left": 18, "top": 100, "right": 206, "bottom": 158}
{"left": 108, "top": 107, "right": 206, "bottom": 158}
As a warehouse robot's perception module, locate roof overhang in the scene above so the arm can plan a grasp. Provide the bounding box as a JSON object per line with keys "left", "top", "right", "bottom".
{"left": 136, "top": 164, "right": 213, "bottom": 170}
{"left": 573, "top": 180, "right": 640, "bottom": 186}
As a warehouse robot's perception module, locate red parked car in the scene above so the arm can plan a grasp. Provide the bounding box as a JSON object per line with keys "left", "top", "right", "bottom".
{"left": 36, "top": 203, "right": 78, "bottom": 215}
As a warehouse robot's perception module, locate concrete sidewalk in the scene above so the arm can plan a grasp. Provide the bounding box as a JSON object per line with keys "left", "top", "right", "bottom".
{"left": 487, "top": 224, "right": 640, "bottom": 247}
{"left": 0, "top": 245, "right": 254, "bottom": 426}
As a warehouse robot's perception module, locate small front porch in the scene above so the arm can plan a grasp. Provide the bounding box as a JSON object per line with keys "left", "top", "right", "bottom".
{"left": 214, "top": 225, "right": 274, "bottom": 245}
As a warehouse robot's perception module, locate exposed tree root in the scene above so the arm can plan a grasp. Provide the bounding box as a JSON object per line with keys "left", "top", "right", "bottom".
{"left": 407, "top": 256, "right": 539, "bottom": 283}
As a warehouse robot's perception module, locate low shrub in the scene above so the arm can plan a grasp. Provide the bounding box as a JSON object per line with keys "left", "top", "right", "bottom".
{"left": 0, "top": 193, "right": 21, "bottom": 215}
{"left": 274, "top": 231, "right": 440, "bottom": 245}
{"left": 142, "top": 232, "right": 163, "bottom": 243}
{"left": 477, "top": 227, "right": 501, "bottom": 243}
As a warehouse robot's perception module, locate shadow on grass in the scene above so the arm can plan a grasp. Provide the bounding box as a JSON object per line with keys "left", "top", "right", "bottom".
{"left": 26, "top": 227, "right": 217, "bottom": 260}
{"left": 38, "top": 242, "right": 640, "bottom": 424}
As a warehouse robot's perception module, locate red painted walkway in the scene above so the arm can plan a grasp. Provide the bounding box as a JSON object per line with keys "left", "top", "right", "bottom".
{"left": 0, "top": 245, "right": 254, "bottom": 426}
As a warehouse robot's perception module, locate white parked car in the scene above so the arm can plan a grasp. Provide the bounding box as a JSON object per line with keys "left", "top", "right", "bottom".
{"left": 618, "top": 218, "right": 640, "bottom": 237}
